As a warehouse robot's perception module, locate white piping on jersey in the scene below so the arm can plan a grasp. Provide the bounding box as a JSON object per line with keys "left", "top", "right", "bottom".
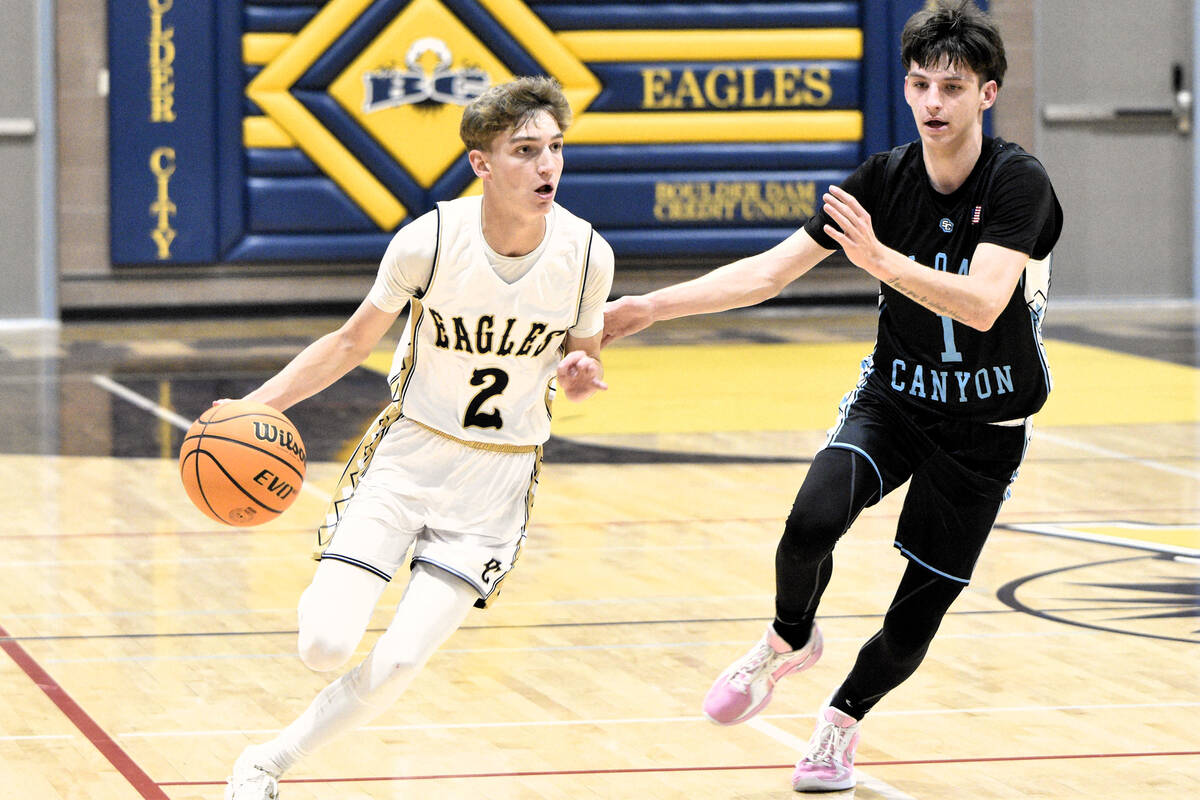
{"left": 1023, "top": 252, "right": 1054, "bottom": 395}
{"left": 823, "top": 351, "right": 877, "bottom": 447}
{"left": 1002, "top": 417, "right": 1035, "bottom": 501}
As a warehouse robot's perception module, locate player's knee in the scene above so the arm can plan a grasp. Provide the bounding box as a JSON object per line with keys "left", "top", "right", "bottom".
{"left": 780, "top": 505, "right": 843, "bottom": 562}
{"left": 370, "top": 630, "right": 438, "bottom": 691}
{"left": 379, "top": 651, "right": 426, "bottom": 683}
{"left": 297, "top": 628, "right": 358, "bottom": 672}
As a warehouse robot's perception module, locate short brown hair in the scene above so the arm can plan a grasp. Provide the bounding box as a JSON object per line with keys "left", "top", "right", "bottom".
{"left": 459, "top": 75, "right": 572, "bottom": 152}
{"left": 901, "top": 0, "right": 1007, "bottom": 87}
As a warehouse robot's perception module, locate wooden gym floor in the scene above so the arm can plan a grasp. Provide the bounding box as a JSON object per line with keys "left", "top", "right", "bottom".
{"left": 0, "top": 301, "right": 1197, "bottom": 799}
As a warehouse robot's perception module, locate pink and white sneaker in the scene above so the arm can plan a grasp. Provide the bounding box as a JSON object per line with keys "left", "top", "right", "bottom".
{"left": 702, "top": 623, "right": 823, "bottom": 725}
{"left": 791, "top": 704, "right": 861, "bottom": 792}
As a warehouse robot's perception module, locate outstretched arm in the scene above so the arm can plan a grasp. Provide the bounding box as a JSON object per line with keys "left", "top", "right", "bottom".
{"left": 821, "top": 185, "right": 1029, "bottom": 331}
{"left": 602, "top": 227, "right": 833, "bottom": 346}
{"left": 243, "top": 298, "right": 403, "bottom": 411}
{"left": 556, "top": 331, "right": 606, "bottom": 401}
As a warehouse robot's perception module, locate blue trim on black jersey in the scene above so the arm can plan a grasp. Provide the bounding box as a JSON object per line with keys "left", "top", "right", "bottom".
{"left": 826, "top": 441, "right": 884, "bottom": 500}
{"left": 892, "top": 542, "right": 971, "bottom": 584}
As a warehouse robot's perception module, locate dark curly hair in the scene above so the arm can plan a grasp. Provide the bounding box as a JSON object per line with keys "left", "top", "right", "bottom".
{"left": 901, "top": 0, "right": 1007, "bottom": 87}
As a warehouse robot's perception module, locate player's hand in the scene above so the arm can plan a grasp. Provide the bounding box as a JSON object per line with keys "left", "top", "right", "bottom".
{"left": 212, "top": 398, "right": 234, "bottom": 407}
{"left": 822, "top": 185, "right": 886, "bottom": 277}
{"left": 602, "top": 295, "right": 655, "bottom": 347}
{"left": 556, "top": 350, "right": 607, "bottom": 401}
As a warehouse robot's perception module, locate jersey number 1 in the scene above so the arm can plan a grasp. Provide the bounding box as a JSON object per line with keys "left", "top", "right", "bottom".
{"left": 934, "top": 253, "right": 965, "bottom": 363}
{"left": 463, "top": 368, "right": 509, "bottom": 430}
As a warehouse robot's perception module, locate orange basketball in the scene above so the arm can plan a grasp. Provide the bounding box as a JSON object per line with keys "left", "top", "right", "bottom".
{"left": 178, "top": 400, "right": 307, "bottom": 526}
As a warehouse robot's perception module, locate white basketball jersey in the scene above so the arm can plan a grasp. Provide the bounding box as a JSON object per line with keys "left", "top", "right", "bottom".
{"left": 388, "top": 196, "right": 594, "bottom": 448}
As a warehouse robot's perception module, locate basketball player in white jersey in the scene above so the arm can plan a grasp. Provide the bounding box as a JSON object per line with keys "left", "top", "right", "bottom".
{"left": 224, "top": 76, "right": 614, "bottom": 799}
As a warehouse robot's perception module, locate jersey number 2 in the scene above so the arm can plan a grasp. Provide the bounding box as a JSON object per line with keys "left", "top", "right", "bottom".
{"left": 463, "top": 368, "right": 509, "bottom": 430}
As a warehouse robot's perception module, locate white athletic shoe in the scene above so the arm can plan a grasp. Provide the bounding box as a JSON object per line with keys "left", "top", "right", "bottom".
{"left": 791, "top": 703, "right": 861, "bottom": 792}
{"left": 225, "top": 748, "right": 280, "bottom": 800}
{"left": 702, "top": 622, "right": 823, "bottom": 725}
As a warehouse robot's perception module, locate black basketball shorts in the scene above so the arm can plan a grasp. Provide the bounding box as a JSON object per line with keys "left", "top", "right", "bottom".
{"left": 824, "top": 381, "right": 1031, "bottom": 583}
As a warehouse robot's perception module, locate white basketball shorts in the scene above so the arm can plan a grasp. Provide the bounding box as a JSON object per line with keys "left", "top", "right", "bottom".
{"left": 320, "top": 417, "right": 540, "bottom": 604}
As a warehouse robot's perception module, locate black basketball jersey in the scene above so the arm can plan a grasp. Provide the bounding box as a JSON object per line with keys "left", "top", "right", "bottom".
{"left": 804, "top": 136, "right": 1064, "bottom": 422}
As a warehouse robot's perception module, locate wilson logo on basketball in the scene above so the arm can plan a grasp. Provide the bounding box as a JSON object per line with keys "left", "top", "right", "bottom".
{"left": 252, "top": 421, "right": 308, "bottom": 463}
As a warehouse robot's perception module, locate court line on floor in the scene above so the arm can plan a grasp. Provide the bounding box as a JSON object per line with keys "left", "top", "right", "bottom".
{"left": 108, "top": 699, "right": 1200, "bottom": 740}
{"left": 153, "top": 748, "right": 1200, "bottom": 788}
{"left": 2, "top": 507, "right": 1196, "bottom": 543}
{"left": 39, "top": 628, "right": 1108, "bottom": 665}
{"left": 0, "top": 620, "right": 169, "bottom": 799}
{"left": 1038, "top": 430, "right": 1200, "bottom": 481}
{"left": 11, "top": 700, "right": 1197, "bottom": 744}
{"left": 0, "top": 603, "right": 1163, "bottom": 644}
{"left": 90, "top": 374, "right": 332, "bottom": 504}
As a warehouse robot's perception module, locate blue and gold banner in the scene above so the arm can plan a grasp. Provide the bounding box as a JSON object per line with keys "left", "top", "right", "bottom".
{"left": 109, "top": 0, "right": 935, "bottom": 265}
{"left": 109, "top": 0, "right": 225, "bottom": 263}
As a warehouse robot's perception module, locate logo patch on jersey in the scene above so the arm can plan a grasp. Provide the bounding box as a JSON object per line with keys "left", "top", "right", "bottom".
{"left": 939, "top": 217, "right": 954, "bottom": 233}
{"left": 972, "top": 205, "right": 982, "bottom": 224}
{"left": 481, "top": 558, "right": 502, "bottom": 585}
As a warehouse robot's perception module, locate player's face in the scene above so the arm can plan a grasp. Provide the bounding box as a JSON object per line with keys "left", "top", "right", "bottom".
{"left": 477, "top": 110, "right": 564, "bottom": 216}
{"left": 904, "top": 61, "right": 997, "bottom": 150}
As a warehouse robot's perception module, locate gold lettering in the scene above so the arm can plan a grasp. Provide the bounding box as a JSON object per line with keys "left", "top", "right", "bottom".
{"left": 642, "top": 66, "right": 835, "bottom": 111}
{"left": 703, "top": 68, "right": 739, "bottom": 108}
{"left": 740, "top": 68, "right": 772, "bottom": 107}
{"left": 149, "top": 147, "right": 176, "bottom": 259}
{"left": 673, "top": 69, "right": 706, "bottom": 109}
{"left": 149, "top": 0, "right": 176, "bottom": 122}
{"left": 773, "top": 67, "right": 803, "bottom": 107}
{"left": 641, "top": 68, "right": 674, "bottom": 109}
{"left": 652, "top": 181, "right": 817, "bottom": 223}
{"left": 803, "top": 67, "right": 833, "bottom": 107}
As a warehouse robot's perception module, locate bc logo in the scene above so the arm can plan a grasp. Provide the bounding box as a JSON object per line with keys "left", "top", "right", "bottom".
{"left": 480, "top": 558, "right": 502, "bottom": 585}
{"left": 363, "top": 37, "right": 489, "bottom": 113}
{"left": 939, "top": 217, "right": 954, "bottom": 233}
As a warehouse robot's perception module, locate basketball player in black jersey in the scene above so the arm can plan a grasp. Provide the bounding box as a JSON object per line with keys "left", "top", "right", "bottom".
{"left": 604, "top": 1, "right": 1063, "bottom": 791}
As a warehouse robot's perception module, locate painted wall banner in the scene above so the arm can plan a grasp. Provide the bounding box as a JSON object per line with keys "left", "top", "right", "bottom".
{"left": 108, "top": 0, "right": 936, "bottom": 266}
{"left": 109, "top": 0, "right": 221, "bottom": 264}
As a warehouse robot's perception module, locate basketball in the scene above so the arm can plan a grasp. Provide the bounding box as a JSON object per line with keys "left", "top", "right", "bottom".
{"left": 178, "top": 400, "right": 307, "bottom": 526}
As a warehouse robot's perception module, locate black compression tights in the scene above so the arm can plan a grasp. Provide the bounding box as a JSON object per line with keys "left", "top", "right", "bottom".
{"left": 773, "top": 447, "right": 966, "bottom": 720}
